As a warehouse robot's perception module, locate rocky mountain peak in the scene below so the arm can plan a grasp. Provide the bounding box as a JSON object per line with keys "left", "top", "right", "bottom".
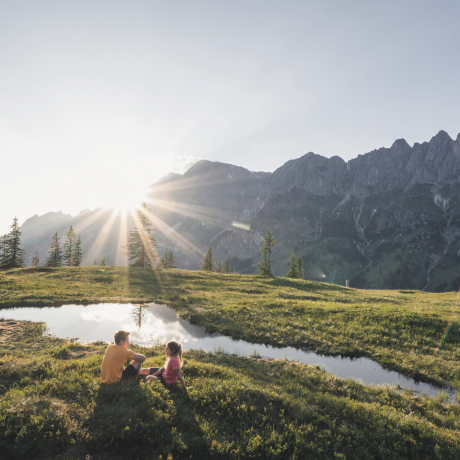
{"left": 431, "top": 130, "right": 452, "bottom": 142}
{"left": 390, "top": 138, "right": 411, "bottom": 153}
{"left": 181, "top": 160, "right": 257, "bottom": 184}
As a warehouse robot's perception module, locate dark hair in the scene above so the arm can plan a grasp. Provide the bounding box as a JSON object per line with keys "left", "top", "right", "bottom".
{"left": 114, "top": 330, "right": 130, "bottom": 344}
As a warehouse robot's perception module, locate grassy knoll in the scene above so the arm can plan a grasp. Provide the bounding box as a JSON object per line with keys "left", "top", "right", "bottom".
{"left": 0, "top": 266, "right": 459, "bottom": 391}
{"left": 1, "top": 320, "right": 459, "bottom": 459}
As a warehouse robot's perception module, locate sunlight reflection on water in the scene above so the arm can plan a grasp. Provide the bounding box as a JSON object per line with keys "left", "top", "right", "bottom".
{"left": 1, "top": 302, "right": 456, "bottom": 400}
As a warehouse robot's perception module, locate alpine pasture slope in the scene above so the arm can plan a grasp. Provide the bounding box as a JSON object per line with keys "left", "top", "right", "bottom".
{"left": 0, "top": 267, "right": 459, "bottom": 459}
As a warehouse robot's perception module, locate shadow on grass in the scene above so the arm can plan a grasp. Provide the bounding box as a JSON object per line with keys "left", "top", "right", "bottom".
{"left": 86, "top": 377, "right": 211, "bottom": 459}
{"left": 260, "top": 276, "right": 349, "bottom": 293}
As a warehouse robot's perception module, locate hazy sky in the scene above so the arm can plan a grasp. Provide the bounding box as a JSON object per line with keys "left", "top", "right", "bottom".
{"left": 1, "top": 1, "right": 460, "bottom": 234}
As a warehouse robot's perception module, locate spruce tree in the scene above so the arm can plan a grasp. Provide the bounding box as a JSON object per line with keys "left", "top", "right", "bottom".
{"left": 258, "top": 229, "right": 277, "bottom": 276}
{"left": 63, "top": 226, "right": 76, "bottom": 267}
{"left": 124, "top": 202, "right": 158, "bottom": 267}
{"left": 45, "top": 233, "right": 63, "bottom": 267}
{"left": 224, "top": 259, "right": 230, "bottom": 273}
{"left": 93, "top": 259, "right": 97, "bottom": 266}
{"left": 216, "top": 261, "right": 223, "bottom": 273}
{"left": 0, "top": 235, "right": 5, "bottom": 264}
{"left": 201, "top": 248, "right": 214, "bottom": 271}
{"left": 168, "top": 249, "right": 177, "bottom": 268}
{"left": 31, "top": 251, "right": 40, "bottom": 268}
{"left": 100, "top": 257, "right": 107, "bottom": 266}
{"left": 72, "top": 234, "right": 83, "bottom": 266}
{"left": 223, "top": 259, "right": 234, "bottom": 274}
{"left": 296, "top": 256, "right": 303, "bottom": 279}
{"left": 0, "top": 217, "right": 26, "bottom": 269}
{"left": 286, "top": 250, "right": 298, "bottom": 278}
{"left": 160, "top": 249, "right": 176, "bottom": 269}
{"left": 0, "top": 235, "right": 6, "bottom": 267}
{"left": 160, "top": 250, "right": 166, "bottom": 268}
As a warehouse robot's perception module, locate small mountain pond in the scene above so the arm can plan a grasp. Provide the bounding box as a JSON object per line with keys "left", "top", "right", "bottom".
{"left": 1, "top": 302, "right": 456, "bottom": 400}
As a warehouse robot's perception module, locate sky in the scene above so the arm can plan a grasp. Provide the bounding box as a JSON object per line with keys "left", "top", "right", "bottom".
{"left": 1, "top": 0, "right": 460, "bottom": 235}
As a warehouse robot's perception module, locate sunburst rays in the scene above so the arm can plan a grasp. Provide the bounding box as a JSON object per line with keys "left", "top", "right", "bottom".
{"left": 83, "top": 208, "right": 121, "bottom": 265}
{"left": 79, "top": 167, "right": 251, "bottom": 273}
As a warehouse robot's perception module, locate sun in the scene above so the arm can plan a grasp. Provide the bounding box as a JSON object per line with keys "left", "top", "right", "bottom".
{"left": 105, "top": 184, "right": 147, "bottom": 214}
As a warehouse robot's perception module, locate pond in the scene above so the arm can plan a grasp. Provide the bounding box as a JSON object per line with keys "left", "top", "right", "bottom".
{"left": 1, "top": 302, "right": 456, "bottom": 400}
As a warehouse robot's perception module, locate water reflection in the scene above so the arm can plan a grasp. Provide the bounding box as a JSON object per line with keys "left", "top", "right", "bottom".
{"left": 1, "top": 302, "right": 456, "bottom": 400}
{"left": 131, "top": 304, "right": 148, "bottom": 330}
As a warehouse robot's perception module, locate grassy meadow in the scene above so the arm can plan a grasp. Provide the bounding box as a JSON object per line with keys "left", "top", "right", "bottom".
{"left": 0, "top": 266, "right": 459, "bottom": 389}
{"left": 1, "top": 320, "right": 459, "bottom": 460}
{"left": 0, "top": 266, "right": 459, "bottom": 458}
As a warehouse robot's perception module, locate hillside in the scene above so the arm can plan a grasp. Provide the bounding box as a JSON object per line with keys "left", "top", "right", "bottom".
{"left": 1, "top": 267, "right": 459, "bottom": 389}
{"left": 1, "top": 267, "right": 459, "bottom": 459}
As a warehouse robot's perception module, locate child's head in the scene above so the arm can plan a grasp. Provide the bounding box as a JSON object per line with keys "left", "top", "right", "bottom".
{"left": 166, "top": 340, "right": 183, "bottom": 364}
{"left": 114, "top": 330, "right": 130, "bottom": 347}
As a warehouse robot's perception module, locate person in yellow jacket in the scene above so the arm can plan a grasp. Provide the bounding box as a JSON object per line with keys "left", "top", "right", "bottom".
{"left": 101, "top": 330, "right": 146, "bottom": 384}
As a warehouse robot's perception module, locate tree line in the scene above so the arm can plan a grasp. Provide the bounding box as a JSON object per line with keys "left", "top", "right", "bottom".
{"left": 199, "top": 229, "right": 302, "bottom": 279}
{"left": 257, "top": 228, "right": 303, "bottom": 278}
{"left": 200, "top": 247, "right": 234, "bottom": 273}
{"left": 42, "top": 227, "right": 83, "bottom": 267}
{"left": 1, "top": 211, "right": 302, "bottom": 278}
{"left": 0, "top": 217, "right": 84, "bottom": 268}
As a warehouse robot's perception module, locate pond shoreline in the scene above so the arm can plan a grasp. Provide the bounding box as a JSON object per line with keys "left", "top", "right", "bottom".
{"left": 2, "top": 319, "right": 459, "bottom": 459}
{"left": 1, "top": 302, "right": 456, "bottom": 401}
{"left": 1, "top": 267, "right": 458, "bottom": 395}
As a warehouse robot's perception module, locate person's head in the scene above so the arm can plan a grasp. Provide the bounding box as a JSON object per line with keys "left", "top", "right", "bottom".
{"left": 165, "top": 340, "right": 183, "bottom": 364}
{"left": 114, "top": 330, "right": 130, "bottom": 347}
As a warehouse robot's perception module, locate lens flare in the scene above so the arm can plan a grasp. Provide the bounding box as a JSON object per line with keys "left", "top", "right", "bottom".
{"left": 434, "top": 289, "right": 460, "bottom": 358}
{"left": 232, "top": 221, "right": 250, "bottom": 231}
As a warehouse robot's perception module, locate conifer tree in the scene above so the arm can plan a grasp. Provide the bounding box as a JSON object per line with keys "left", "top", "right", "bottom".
{"left": 224, "top": 259, "right": 230, "bottom": 273}
{"left": 223, "top": 259, "right": 234, "bottom": 274}
{"left": 31, "top": 251, "right": 40, "bottom": 268}
{"left": 201, "top": 247, "right": 214, "bottom": 271}
{"left": 0, "top": 235, "right": 6, "bottom": 267}
{"left": 169, "top": 250, "right": 177, "bottom": 268}
{"left": 0, "top": 217, "right": 26, "bottom": 269}
{"left": 160, "top": 249, "right": 176, "bottom": 269}
{"left": 93, "top": 259, "right": 97, "bottom": 266}
{"left": 286, "top": 250, "right": 298, "bottom": 278}
{"left": 216, "top": 261, "right": 223, "bottom": 273}
{"left": 100, "top": 257, "right": 107, "bottom": 266}
{"left": 296, "top": 256, "right": 303, "bottom": 279}
{"left": 45, "top": 233, "right": 63, "bottom": 267}
{"left": 63, "top": 226, "right": 76, "bottom": 267}
{"left": 0, "top": 235, "right": 6, "bottom": 264}
{"left": 124, "top": 202, "right": 158, "bottom": 267}
{"left": 258, "top": 229, "right": 277, "bottom": 276}
{"left": 72, "top": 234, "right": 83, "bottom": 266}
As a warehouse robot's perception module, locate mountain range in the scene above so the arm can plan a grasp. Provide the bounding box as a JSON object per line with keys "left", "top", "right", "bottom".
{"left": 19, "top": 130, "right": 460, "bottom": 292}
